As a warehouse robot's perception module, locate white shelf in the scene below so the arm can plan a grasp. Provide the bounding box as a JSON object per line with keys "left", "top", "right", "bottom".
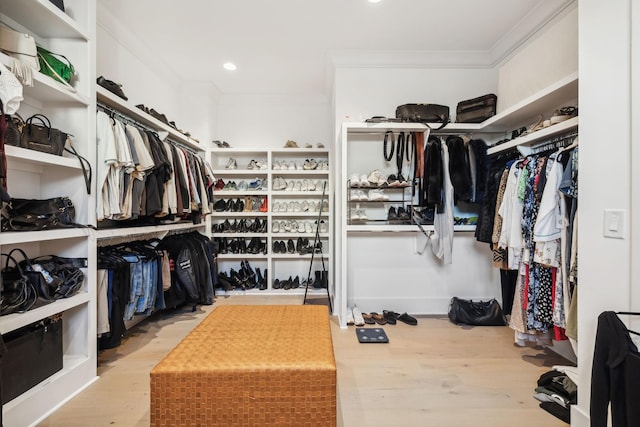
{"left": 211, "top": 169, "right": 268, "bottom": 175}
{"left": 487, "top": 116, "right": 579, "bottom": 155}
{"left": 211, "top": 233, "right": 268, "bottom": 238}
{"left": 211, "top": 148, "right": 269, "bottom": 154}
{"left": 271, "top": 148, "right": 329, "bottom": 154}
{"left": 1, "top": 0, "right": 89, "bottom": 39}
{"left": 271, "top": 191, "right": 326, "bottom": 196}
{"left": 217, "top": 254, "right": 268, "bottom": 260}
{"left": 0, "top": 228, "right": 91, "bottom": 245}
{"left": 210, "top": 212, "right": 268, "bottom": 217}
{"left": 272, "top": 212, "right": 329, "bottom": 217}
{"left": 0, "top": 292, "right": 90, "bottom": 334}
{"left": 95, "top": 222, "right": 205, "bottom": 240}
{"left": 97, "top": 86, "right": 203, "bottom": 150}
{"left": 213, "top": 190, "right": 268, "bottom": 196}
{"left": 5, "top": 145, "right": 85, "bottom": 170}
{"left": 273, "top": 170, "right": 330, "bottom": 175}
{"left": 271, "top": 233, "right": 329, "bottom": 238}
{"left": 0, "top": 52, "right": 89, "bottom": 106}
{"left": 271, "top": 253, "right": 330, "bottom": 259}
{"left": 343, "top": 72, "right": 578, "bottom": 137}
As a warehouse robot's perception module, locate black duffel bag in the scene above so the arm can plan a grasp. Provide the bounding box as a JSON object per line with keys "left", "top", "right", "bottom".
{"left": 448, "top": 296, "right": 507, "bottom": 326}
{"left": 395, "top": 103, "right": 450, "bottom": 130}
{"left": 1, "top": 197, "right": 79, "bottom": 232}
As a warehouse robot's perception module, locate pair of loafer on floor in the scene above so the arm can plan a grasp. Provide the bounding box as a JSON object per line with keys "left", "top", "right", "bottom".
{"left": 360, "top": 310, "right": 417, "bottom": 326}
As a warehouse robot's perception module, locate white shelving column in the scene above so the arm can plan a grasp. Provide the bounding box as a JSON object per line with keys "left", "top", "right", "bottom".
{"left": 0, "top": 1, "right": 98, "bottom": 425}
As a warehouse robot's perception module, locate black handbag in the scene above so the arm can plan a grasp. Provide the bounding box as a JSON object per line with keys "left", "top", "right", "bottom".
{"left": 20, "top": 114, "right": 68, "bottom": 156}
{"left": 0, "top": 253, "right": 38, "bottom": 315}
{"left": 395, "top": 103, "right": 450, "bottom": 130}
{"left": 26, "top": 255, "right": 86, "bottom": 299}
{"left": 456, "top": 94, "right": 497, "bottom": 123}
{"left": 1, "top": 197, "right": 79, "bottom": 232}
{"left": 4, "top": 114, "right": 24, "bottom": 147}
{"left": 448, "top": 297, "right": 507, "bottom": 326}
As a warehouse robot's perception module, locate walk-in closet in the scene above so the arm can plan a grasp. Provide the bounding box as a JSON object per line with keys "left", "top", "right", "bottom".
{"left": 0, "top": 0, "right": 636, "bottom": 426}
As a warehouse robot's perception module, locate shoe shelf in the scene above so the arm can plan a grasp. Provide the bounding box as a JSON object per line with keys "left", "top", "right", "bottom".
{"left": 214, "top": 190, "right": 268, "bottom": 196}
{"left": 211, "top": 169, "right": 268, "bottom": 175}
{"left": 208, "top": 147, "right": 333, "bottom": 299}
{"left": 210, "top": 212, "right": 269, "bottom": 217}
{"left": 217, "top": 254, "right": 268, "bottom": 260}
{"left": 275, "top": 170, "right": 330, "bottom": 175}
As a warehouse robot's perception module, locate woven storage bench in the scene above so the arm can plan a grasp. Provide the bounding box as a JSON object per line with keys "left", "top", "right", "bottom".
{"left": 150, "top": 305, "right": 336, "bottom": 426}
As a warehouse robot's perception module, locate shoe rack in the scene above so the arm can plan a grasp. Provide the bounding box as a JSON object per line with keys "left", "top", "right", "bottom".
{"left": 209, "top": 148, "right": 332, "bottom": 298}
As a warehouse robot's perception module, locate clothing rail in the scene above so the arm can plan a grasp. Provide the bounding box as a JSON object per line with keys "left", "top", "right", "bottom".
{"left": 97, "top": 102, "right": 199, "bottom": 156}
{"left": 530, "top": 131, "right": 579, "bottom": 154}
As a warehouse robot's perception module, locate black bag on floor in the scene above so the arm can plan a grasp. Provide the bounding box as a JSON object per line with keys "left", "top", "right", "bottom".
{"left": 448, "top": 297, "right": 507, "bottom": 326}
{"left": 456, "top": 94, "right": 497, "bottom": 123}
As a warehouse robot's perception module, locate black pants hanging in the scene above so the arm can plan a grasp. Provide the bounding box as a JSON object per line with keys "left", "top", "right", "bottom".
{"left": 500, "top": 269, "right": 518, "bottom": 315}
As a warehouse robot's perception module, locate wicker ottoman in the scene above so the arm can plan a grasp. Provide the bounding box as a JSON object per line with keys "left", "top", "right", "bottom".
{"left": 150, "top": 305, "right": 336, "bottom": 426}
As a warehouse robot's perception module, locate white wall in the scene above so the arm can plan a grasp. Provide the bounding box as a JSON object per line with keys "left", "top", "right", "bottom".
{"left": 497, "top": 5, "right": 578, "bottom": 112}
{"left": 96, "top": 2, "right": 209, "bottom": 143}
{"left": 216, "top": 94, "right": 331, "bottom": 149}
{"left": 334, "top": 67, "right": 501, "bottom": 315}
{"left": 572, "top": 1, "right": 633, "bottom": 425}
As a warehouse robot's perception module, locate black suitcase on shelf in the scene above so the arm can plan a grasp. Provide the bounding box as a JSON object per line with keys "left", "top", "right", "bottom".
{"left": 1, "top": 316, "right": 63, "bottom": 403}
{"left": 455, "top": 94, "right": 497, "bottom": 123}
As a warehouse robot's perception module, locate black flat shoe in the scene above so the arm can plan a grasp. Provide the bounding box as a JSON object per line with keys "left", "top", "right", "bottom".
{"left": 397, "top": 312, "right": 418, "bottom": 326}
{"left": 97, "top": 76, "right": 128, "bottom": 100}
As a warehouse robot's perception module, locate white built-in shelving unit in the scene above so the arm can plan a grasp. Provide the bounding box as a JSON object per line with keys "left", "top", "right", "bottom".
{"left": 0, "top": 1, "right": 97, "bottom": 425}
{"left": 336, "top": 72, "right": 579, "bottom": 328}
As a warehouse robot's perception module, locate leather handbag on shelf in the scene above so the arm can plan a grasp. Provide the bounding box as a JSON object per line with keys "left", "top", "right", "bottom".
{"left": 20, "top": 113, "right": 68, "bottom": 156}
{"left": 36, "top": 46, "right": 75, "bottom": 90}
{"left": 395, "top": 103, "right": 450, "bottom": 130}
{"left": 448, "top": 296, "right": 507, "bottom": 326}
{"left": 25, "top": 255, "right": 86, "bottom": 299}
{"left": 0, "top": 252, "right": 38, "bottom": 315}
{"left": 4, "top": 114, "right": 24, "bottom": 147}
{"left": 1, "top": 196, "right": 79, "bottom": 232}
{"left": 0, "top": 26, "right": 40, "bottom": 71}
{"left": 456, "top": 94, "right": 497, "bottom": 123}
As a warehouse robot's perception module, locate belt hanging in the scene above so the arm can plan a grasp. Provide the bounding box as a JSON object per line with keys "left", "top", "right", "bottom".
{"left": 383, "top": 131, "right": 395, "bottom": 161}
{"left": 396, "top": 132, "right": 405, "bottom": 175}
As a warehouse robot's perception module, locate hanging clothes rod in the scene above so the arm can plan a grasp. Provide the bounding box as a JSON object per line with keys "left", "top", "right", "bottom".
{"left": 97, "top": 102, "right": 198, "bottom": 156}
{"left": 530, "top": 130, "right": 579, "bottom": 154}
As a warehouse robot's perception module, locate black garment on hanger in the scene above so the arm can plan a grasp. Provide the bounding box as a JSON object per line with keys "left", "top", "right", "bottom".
{"left": 422, "top": 136, "right": 443, "bottom": 212}
{"left": 446, "top": 135, "right": 472, "bottom": 202}
{"left": 468, "top": 139, "right": 489, "bottom": 203}
{"left": 500, "top": 269, "right": 518, "bottom": 316}
{"left": 591, "top": 311, "right": 640, "bottom": 427}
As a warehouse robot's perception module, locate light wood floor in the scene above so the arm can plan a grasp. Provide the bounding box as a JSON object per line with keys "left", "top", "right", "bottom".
{"left": 38, "top": 295, "right": 569, "bottom": 427}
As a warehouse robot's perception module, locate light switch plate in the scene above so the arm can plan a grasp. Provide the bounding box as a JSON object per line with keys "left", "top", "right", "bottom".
{"left": 603, "top": 209, "right": 625, "bottom": 239}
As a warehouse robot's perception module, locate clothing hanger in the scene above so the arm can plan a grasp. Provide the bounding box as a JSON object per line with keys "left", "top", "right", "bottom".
{"left": 615, "top": 311, "right": 640, "bottom": 336}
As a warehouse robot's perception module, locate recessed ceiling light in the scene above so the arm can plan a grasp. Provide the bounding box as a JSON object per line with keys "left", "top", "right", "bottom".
{"left": 223, "top": 62, "right": 237, "bottom": 71}
{"left": 368, "top": 0, "right": 382, "bottom": 3}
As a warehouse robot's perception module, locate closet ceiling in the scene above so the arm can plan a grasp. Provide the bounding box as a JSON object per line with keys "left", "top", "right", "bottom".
{"left": 99, "top": 0, "right": 573, "bottom": 99}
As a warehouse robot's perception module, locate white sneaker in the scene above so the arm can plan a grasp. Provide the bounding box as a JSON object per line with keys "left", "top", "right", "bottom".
{"left": 319, "top": 220, "right": 328, "bottom": 233}
{"left": 288, "top": 201, "right": 295, "bottom": 212}
{"left": 286, "top": 180, "right": 294, "bottom": 191}
{"left": 357, "top": 209, "right": 368, "bottom": 220}
{"left": 273, "top": 160, "right": 281, "bottom": 170}
{"left": 301, "top": 180, "right": 309, "bottom": 191}
{"left": 368, "top": 189, "right": 382, "bottom": 201}
{"left": 308, "top": 180, "right": 316, "bottom": 191}
{"left": 272, "top": 221, "right": 280, "bottom": 233}
{"left": 293, "top": 201, "right": 301, "bottom": 212}
{"left": 301, "top": 200, "right": 310, "bottom": 212}
{"left": 273, "top": 201, "right": 280, "bottom": 212}
{"left": 346, "top": 309, "right": 355, "bottom": 326}
{"left": 352, "top": 306, "right": 365, "bottom": 327}
{"left": 350, "top": 174, "right": 361, "bottom": 186}
{"left": 321, "top": 201, "right": 329, "bottom": 212}
{"left": 305, "top": 221, "right": 313, "bottom": 233}
{"left": 350, "top": 191, "right": 361, "bottom": 201}
{"left": 359, "top": 174, "right": 368, "bottom": 187}
{"left": 368, "top": 170, "right": 385, "bottom": 186}
{"left": 320, "top": 161, "right": 329, "bottom": 170}
{"left": 288, "top": 162, "right": 296, "bottom": 170}
{"left": 294, "top": 181, "right": 302, "bottom": 191}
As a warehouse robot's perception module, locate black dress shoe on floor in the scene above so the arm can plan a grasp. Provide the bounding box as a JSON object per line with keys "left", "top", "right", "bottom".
{"left": 382, "top": 310, "right": 397, "bottom": 325}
